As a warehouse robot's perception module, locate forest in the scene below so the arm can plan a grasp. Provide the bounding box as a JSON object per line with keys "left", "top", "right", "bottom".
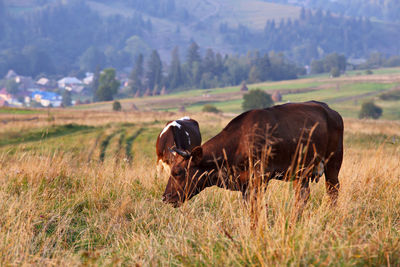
{"left": 125, "top": 43, "right": 305, "bottom": 97}
{"left": 0, "top": 0, "right": 400, "bottom": 83}
{"left": 265, "top": 0, "right": 400, "bottom": 22}
{"left": 222, "top": 7, "right": 400, "bottom": 64}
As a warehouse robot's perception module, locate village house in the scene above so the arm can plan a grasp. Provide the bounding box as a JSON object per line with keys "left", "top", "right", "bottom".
{"left": 0, "top": 88, "right": 12, "bottom": 103}
{"left": 5, "top": 70, "right": 17, "bottom": 80}
{"left": 31, "top": 90, "right": 62, "bottom": 107}
{"left": 57, "top": 77, "right": 83, "bottom": 91}
{"left": 0, "top": 88, "right": 25, "bottom": 107}
{"left": 4, "top": 70, "right": 37, "bottom": 91}
{"left": 0, "top": 99, "right": 9, "bottom": 107}
{"left": 36, "top": 77, "right": 51, "bottom": 88}
{"left": 83, "top": 72, "right": 94, "bottom": 85}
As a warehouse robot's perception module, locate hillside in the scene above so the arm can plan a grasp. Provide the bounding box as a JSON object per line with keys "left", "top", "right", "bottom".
{"left": 86, "top": 0, "right": 300, "bottom": 57}
{"left": 1, "top": 0, "right": 399, "bottom": 79}
{"left": 75, "top": 67, "right": 400, "bottom": 120}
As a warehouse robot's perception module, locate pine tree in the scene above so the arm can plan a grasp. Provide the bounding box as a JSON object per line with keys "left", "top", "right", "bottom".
{"left": 186, "top": 42, "right": 202, "bottom": 87}
{"left": 203, "top": 48, "right": 216, "bottom": 74}
{"left": 168, "top": 47, "right": 183, "bottom": 89}
{"left": 146, "top": 50, "right": 162, "bottom": 91}
{"left": 91, "top": 66, "right": 100, "bottom": 99}
{"left": 186, "top": 41, "right": 201, "bottom": 69}
{"left": 258, "top": 54, "right": 271, "bottom": 81}
{"left": 129, "top": 54, "right": 144, "bottom": 95}
{"left": 214, "top": 53, "right": 225, "bottom": 76}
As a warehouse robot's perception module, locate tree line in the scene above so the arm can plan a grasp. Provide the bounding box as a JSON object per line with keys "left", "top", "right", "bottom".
{"left": 0, "top": 0, "right": 152, "bottom": 77}
{"left": 270, "top": 0, "right": 400, "bottom": 22}
{"left": 125, "top": 42, "right": 305, "bottom": 98}
{"left": 220, "top": 7, "right": 400, "bottom": 65}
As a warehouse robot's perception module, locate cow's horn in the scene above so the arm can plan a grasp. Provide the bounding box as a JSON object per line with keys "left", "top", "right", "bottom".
{"left": 170, "top": 147, "right": 190, "bottom": 158}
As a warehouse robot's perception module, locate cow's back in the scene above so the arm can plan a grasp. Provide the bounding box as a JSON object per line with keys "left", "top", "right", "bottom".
{"left": 204, "top": 101, "right": 343, "bottom": 181}
{"left": 257, "top": 101, "right": 343, "bottom": 179}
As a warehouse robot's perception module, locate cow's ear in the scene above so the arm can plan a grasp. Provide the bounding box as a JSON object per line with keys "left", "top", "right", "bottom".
{"left": 191, "top": 146, "right": 203, "bottom": 165}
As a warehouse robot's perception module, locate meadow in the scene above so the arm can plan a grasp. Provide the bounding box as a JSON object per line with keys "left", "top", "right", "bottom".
{"left": 76, "top": 67, "right": 400, "bottom": 120}
{"left": 0, "top": 108, "right": 399, "bottom": 266}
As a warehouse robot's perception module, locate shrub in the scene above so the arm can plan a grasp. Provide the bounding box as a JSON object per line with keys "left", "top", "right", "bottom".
{"left": 379, "top": 90, "right": 400, "bottom": 101}
{"left": 365, "top": 69, "right": 373, "bottom": 75}
{"left": 112, "top": 101, "right": 122, "bottom": 111}
{"left": 359, "top": 101, "right": 382, "bottom": 119}
{"left": 330, "top": 67, "right": 340, "bottom": 77}
{"left": 202, "top": 104, "right": 221, "bottom": 113}
{"left": 242, "top": 89, "right": 274, "bottom": 111}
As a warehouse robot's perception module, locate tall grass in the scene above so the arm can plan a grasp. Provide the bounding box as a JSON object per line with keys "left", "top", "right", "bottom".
{"left": 0, "top": 111, "right": 399, "bottom": 265}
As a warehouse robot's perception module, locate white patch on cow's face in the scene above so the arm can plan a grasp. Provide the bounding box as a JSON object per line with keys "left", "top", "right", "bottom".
{"left": 179, "top": 116, "right": 191, "bottom": 121}
{"left": 160, "top": 121, "right": 181, "bottom": 137}
{"left": 185, "top": 131, "right": 190, "bottom": 145}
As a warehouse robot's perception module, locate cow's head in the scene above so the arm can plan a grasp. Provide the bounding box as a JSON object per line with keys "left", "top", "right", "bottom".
{"left": 162, "top": 146, "right": 210, "bottom": 207}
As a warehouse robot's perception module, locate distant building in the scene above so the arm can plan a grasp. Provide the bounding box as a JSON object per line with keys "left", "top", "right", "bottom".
{"left": 0, "top": 88, "right": 25, "bottom": 107}
{"left": 31, "top": 90, "right": 62, "bottom": 107}
{"left": 0, "top": 88, "right": 12, "bottom": 102}
{"left": 58, "top": 77, "right": 83, "bottom": 90}
{"left": 15, "top": 76, "right": 36, "bottom": 91}
{"left": 36, "top": 77, "right": 50, "bottom": 86}
{"left": 0, "top": 99, "right": 9, "bottom": 107}
{"left": 83, "top": 73, "right": 94, "bottom": 85}
{"left": 5, "top": 70, "right": 17, "bottom": 80}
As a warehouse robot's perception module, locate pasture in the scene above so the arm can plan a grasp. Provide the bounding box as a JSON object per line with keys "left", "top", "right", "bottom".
{"left": 0, "top": 109, "right": 399, "bottom": 265}
{"left": 76, "top": 67, "right": 400, "bottom": 120}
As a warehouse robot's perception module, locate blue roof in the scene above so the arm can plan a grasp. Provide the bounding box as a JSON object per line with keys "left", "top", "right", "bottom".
{"left": 32, "top": 91, "right": 62, "bottom": 101}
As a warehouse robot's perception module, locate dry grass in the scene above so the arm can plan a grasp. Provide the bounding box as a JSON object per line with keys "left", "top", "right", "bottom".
{"left": 0, "top": 111, "right": 399, "bottom": 265}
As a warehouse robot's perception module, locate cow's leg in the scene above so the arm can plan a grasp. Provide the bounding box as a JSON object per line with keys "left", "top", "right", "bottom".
{"left": 293, "top": 178, "right": 310, "bottom": 220}
{"left": 325, "top": 157, "right": 342, "bottom": 205}
{"left": 324, "top": 151, "right": 342, "bottom": 205}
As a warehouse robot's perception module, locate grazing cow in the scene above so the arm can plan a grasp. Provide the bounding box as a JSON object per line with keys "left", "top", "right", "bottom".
{"left": 162, "top": 101, "right": 343, "bottom": 212}
{"left": 156, "top": 117, "right": 202, "bottom": 174}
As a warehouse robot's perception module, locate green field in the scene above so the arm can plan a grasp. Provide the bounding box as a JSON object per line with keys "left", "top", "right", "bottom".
{"left": 71, "top": 67, "right": 400, "bottom": 120}
{"left": 0, "top": 107, "right": 43, "bottom": 115}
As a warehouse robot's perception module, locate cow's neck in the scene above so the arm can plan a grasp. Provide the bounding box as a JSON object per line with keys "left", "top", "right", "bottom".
{"left": 202, "top": 131, "right": 237, "bottom": 163}
{"left": 200, "top": 131, "right": 242, "bottom": 190}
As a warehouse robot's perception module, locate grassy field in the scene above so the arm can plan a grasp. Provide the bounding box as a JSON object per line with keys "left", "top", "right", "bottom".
{"left": 73, "top": 67, "right": 400, "bottom": 120}
{"left": 0, "top": 109, "right": 400, "bottom": 265}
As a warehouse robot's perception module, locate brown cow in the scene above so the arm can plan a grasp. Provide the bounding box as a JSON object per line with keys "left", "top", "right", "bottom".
{"left": 162, "top": 101, "right": 343, "bottom": 211}
{"left": 156, "top": 117, "right": 202, "bottom": 174}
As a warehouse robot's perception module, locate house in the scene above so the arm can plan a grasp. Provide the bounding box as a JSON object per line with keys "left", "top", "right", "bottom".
{"left": 36, "top": 77, "right": 50, "bottom": 86}
{"left": 15, "top": 76, "right": 36, "bottom": 90}
{"left": 58, "top": 77, "right": 83, "bottom": 89}
{"left": 83, "top": 73, "right": 94, "bottom": 85}
{"left": 16, "top": 91, "right": 32, "bottom": 105}
{"left": 31, "top": 90, "right": 62, "bottom": 107}
{"left": 5, "top": 70, "right": 17, "bottom": 80}
{"left": 0, "top": 99, "right": 9, "bottom": 107}
{"left": 4, "top": 70, "right": 36, "bottom": 91}
{"left": 0, "top": 88, "right": 12, "bottom": 102}
{"left": 0, "top": 88, "right": 25, "bottom": 107}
